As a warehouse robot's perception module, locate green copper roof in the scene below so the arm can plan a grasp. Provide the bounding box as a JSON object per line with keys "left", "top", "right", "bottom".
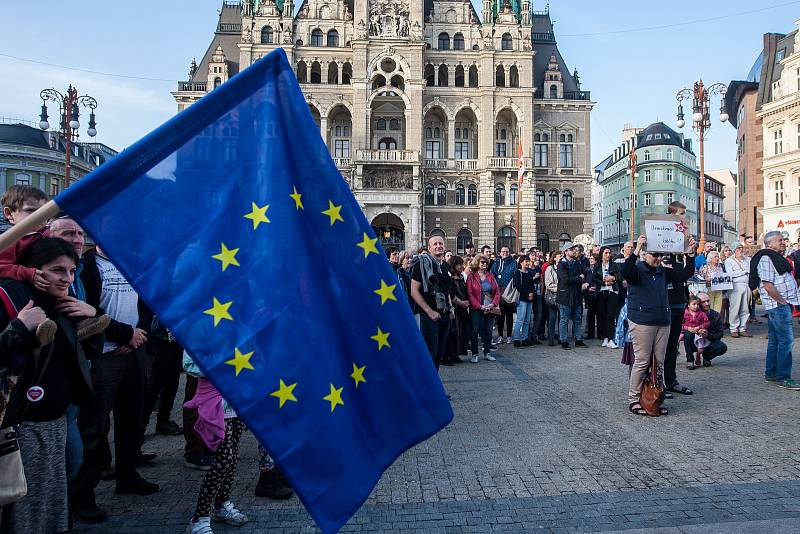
{"left": 491, "top": 0, "right": 522, "bottom": 23}
{"left": 254, "top": 0, "right": 284, "bottom": 14}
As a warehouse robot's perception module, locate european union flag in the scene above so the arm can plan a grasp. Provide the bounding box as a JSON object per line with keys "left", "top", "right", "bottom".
{"left": 55, "top": 48, "right": 453, "bottom": 533}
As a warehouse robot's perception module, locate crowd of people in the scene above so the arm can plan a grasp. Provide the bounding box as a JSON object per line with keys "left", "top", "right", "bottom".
{"left": 0, "top": 185, "right": 798, "bottom": 534}
{"left": 393, "top": 200, "right": 800, "bottom": 416}
{"left": 0, "top": 186, "right": 294, "bottom": 534}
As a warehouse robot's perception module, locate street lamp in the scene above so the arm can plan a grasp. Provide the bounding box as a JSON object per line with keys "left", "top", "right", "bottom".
{"left": 38, "top": 85, "right": 98, "bottom": 187}
{"left": 625, "top": 146, "right": 638, "bottom": 240}
{"left": 675, "top": 80, "right": 727, "bottom": 251}
{"left": 616, "top": 206, "right": 622, "bottom": 247}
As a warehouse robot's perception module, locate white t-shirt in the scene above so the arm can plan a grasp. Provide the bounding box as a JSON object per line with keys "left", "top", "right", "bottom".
{"left": 97, "top": 255, "right": 139, "bottom": 353}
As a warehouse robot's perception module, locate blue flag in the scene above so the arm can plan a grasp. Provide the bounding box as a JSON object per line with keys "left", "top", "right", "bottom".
{"left": 56, "top": 48, "right": 453, "bottom": 533}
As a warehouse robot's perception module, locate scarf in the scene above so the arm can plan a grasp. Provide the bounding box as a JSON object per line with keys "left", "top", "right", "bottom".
{"left": 749, "top": 249, "right": 793, "bottom": 290}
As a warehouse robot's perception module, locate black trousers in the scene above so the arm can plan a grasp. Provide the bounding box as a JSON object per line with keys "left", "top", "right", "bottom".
{"left": 685, "top": 335, "right": 728, "bottom": 362}
{"left": 664, "top": 307, "right": 684, "bottom": 388}
{"left": 496, "top": 301, "right": 515, "bottom": 337}
{"left": 420, "top": 312, "right": 450, "bottom": 370}
{"left": 183, "top": 375, "right": 209, "bottom": 460}
{"left": 142, "top": 338, "right": 183, "bottom": 428}
{"left": 595, "top": 291, "right": 618, "bottom": 341}
{"left": 585, "top": 296, "right": 599, "bottom": 338}
{"left": 73, "top": 348, "right": 146, "bottom": 507}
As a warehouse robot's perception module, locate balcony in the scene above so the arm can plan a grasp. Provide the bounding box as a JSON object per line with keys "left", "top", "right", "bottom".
{"left": 177, "top": 81, "right": 207, "bottom": 92}
{"left": 423, "top": 159, "right": 448, "bottom": 169}
{"left": 333, "top": 158, "right": 352, "bottom": 169}
{"left": 354, "top": 149, "right": 419, "bottom": 163}
{"left": 422, "top": 159, "right": 480, "bottom": 170}
{"left": 486, "top": 156, "right": 531, "bottom": 170}
{"left": 455, "top": 159, "right": 478, "bottom": 170}
{"left": 563, "top": 91, "right": 591, "bottom": 101}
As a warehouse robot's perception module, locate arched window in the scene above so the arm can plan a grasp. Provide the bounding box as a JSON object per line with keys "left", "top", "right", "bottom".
{"left": 342, "top": 62, "right": 352, "bottom": 84}
{"left": 509, "top": 66, "right": 519, "bottom": 87}
{"left": 535, "top": 133, "right": 541, "bottom": 142}
{"left": 468, "top": 184, "right": 477, "bottom": 205}
{"left": 468, "top": 65, "right": 478, "bottom": 87}
{"left": 495, "top": 65, "right": 505, "bottom": 87}
{"left": 535, "top": 189, "right": 545, "bottom": 210}
{"left": 559, "top": 233, "right": 571, "bottom": 247}
{"left": 494, "top": 184, "right": 506, "bottom": 205}
{"left": 562, "top": 190, "right": 573, "bottom": 211}
{"left": 424, "top": 64, "right": 435, "bottom": 87}
{"left": 509, "top": 183, "right": 518, "bottom": 206}
{"left": 327, "top": 62, "right": 338, "bottom": 84}
{"left": 310, "top": 61, "right": 322, "bottom": 83}
{"left": 390, "top": 75, "right": 404, "bottom": 90}
{"left": 311, "top": 29, "right": 324, "bottom": 47}
{"left": 497, "top": 227, "right": 516, "bottom": 251}
{"left": 549, "top": 84, "right": 558, "bottom": 98}
{"left": 457, "top": 228, "right": 472, "bottom": 254}
{"left": 548, "top": 190, "right": 559, "bottom": 210}
{"left": 453, "top": 33, "right": 465, "bottom": 50}
{"left": 455, "top": 65, "right": 465, "bottom": 87}
{"left": 501, "top": 33, "right": 513, "bottom": 50}
{"left": 437, "top": 64, "right": 448, "bottom": 87}
{"left": 424, "top": 185, "right": 435, "bottom": 205}
{"left": 567, "top": 134, "right": 573, "bottom": 142}
{"left": 372, "top": 74, "right": 386, "bottom": 89}
{"left": 261, "top": 26, "right": 273, "bottom": 44}
{"left": 542, "top": 133, "right": 549, "bottom": 142}
{"left": 436, "top": 185, "right": 447, "bottom": 205}
{"left": 537, "top": 232, "right": 550, "bottom": 252}
{"left": 438, "top": 32, "right": 450, "bottom": 50}
{"left": 377, "top": 118, "right": 387, "bottom": 130}
{"left": 559, "top": 134, "right": 566, "bottom": 142}
{"left": 213, "top": 77, "right": 222, "bottom": 89}
{"left": 378, "top": 137, "right": 397, "bottom": 149}
{"left": 455, "top": 184, "right": 465, "bottom": 205}
{"left": 430, "top": 228, "right": 446, "bottom": 239}
{"left": 327, "top": 29, "right": 339, "bottom": 47}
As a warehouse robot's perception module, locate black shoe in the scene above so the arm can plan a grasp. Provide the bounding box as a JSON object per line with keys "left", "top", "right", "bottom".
{"left": 452, "top": 355, "right": 465, "bottom": 364}
{"left": 561, "top": 342, "right": 571, "bottom": 350}
{"left": 549, "top": 339, "right": 556, "bottom": 347}
{"left": 255, "top": 469, "right": 294, "bottom": 500}
{"left": 575, "top": 340, "right": 588, "bottom": 348}
{"left": 185, "top": 451, "right": 213, "bottom": 471}
{"left": 99, "top": 466, "right": 115, "bottom": 481}
{"left": 513, "top": 341, "right": 521, "bottom": 347}
{"left": 441, "top": 359, "right": 455, "bottom": 366}
{"left": 531, "top": 339, "right": 542, "bottom": 345}
{"left": 136, "top": 452, "right": 157, "bottom": 466}
{"left": 73, "top": 503, "right": 107, "bottom": 524}
{"left": 115, "top": 476, "right": 159, "bottom": 496}
{"left": 155, "top": 420, "right": 183, "bottom": 436}
{"left": 702, "top": 358, "right": 712, "bottom": 367}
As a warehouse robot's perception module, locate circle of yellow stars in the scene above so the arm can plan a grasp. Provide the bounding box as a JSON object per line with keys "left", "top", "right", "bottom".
{"left": 202, "top": 185, "right": 405, "bottom": 415}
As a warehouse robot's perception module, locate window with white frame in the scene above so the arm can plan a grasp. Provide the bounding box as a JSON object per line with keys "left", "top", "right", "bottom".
{"left": 774, "top": 129, "right": 783, "bottom": 155}
{"left": 666, "top": 149, "right": 673, "bottom": 160}
{"left": 644, "top": 170, "right": 651, "bottom": 182}
{"left": 667, "top": 192, "right": 674, "bottom": 204}
{"left": 14, "top": 172, "right": 31, "bottom": 185}
{"left": 776, "top": 179, "right": 784, "bottom": 205}
{"left": 643, "top": 193, "right": 651, "bottom": 207}
{"left": 644, "top": 150, "right": 650, "bottom": 161}
{"left": 666, "top": 169, "right": 673, "bottom": 181}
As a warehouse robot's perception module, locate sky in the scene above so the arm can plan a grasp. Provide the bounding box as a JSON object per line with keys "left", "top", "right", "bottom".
{"left": 2, "top": 0, "right": 798, "bottom": 173}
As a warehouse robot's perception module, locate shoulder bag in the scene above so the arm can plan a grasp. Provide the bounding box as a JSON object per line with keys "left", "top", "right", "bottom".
{"left": 639, "top": 351, "right": 664, "bottom": 417}
{"left": 501, "top": 279, "right": 520, "bottom": 304}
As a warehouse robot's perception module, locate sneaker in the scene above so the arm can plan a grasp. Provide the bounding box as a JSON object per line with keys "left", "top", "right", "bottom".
{"left": 484, "top": 353, "right": 497, "bottom": 361}
{"left": 776, "top": 379, "right": 800, "bottom": 391}
{"left": 561, "top": 342, "right": 571, "bottom": 350}
{"left": 185, "top": 452, "right": 213, "bottom": 471}
{"left": 186, "top": 516, "right": 213, "bottom": 534}
{"left": 212, "top": 501, "right": 249, "bottom": 526}
{"left": 470, "top": 355, "right": 479, "bottom": 363}
{"left": 601, "top": 339, "right": 608, "bottom": 347}
{"left": 575, "top": 340, "right": 588, "bottom": 348}
{"left": 607, "top": 341, "right": 619, "bottom": 349}
{"left": 156, "top": 420, "right": 183, "bottom": 436}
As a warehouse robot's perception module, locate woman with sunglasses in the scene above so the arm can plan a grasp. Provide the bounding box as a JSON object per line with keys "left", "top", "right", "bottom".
{"left": 466, "top": 255, "right": 500, "bottom": 363}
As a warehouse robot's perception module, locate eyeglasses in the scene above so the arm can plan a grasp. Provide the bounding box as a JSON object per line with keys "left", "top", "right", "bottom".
{"left": 650, "top": 253, "right": 663, "bottom": 258}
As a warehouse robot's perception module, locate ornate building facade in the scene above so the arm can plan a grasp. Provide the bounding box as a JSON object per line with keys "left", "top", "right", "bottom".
{"left": 173, "top": 0, "right": 593, "bottom": 252}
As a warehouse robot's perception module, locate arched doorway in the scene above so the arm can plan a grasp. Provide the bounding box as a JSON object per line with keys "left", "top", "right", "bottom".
{"left": 371, "top": 213, "right": 405, "bottom": 251}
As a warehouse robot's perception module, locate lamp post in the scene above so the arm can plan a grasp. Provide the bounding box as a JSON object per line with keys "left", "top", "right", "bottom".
{"left": 38, "top": 85, "right": 98, "bottom": 187}
{"left": 675, "top": 80, "right": 727, "bottom": 251}
{"left": 616, "top": 206, "right": 622, "bottom": 248}
{"left": 625, "top": 147, "right": 638, "bottom": 240}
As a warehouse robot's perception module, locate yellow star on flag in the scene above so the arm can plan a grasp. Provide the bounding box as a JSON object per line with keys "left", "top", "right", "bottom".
{"left": 270, "top": 379, "right": 298, "bottom": 408}
{"left": 212, "top": 243, "right": 240, "bottom": 272}
{"left": 322, "top": 200, "right": 344, "bottom": 226}
{"left": 290, "top": 186, "right": 304, "bottom": 210}
{"left": 244, "top": 202, "right": 270, "bottom": 229}
{"left": 350, "top": 363, "right": 366, "bottom": 388}
{"left": 203, "top": 297, "right": 233, "bottom": 326}
{"left": 371, "top": 327, "right": 391, "bottom": 351}
{"left": 374, "top": 279, "right": 398, "bottom": 305}
{"left": 323, "top": 383, "right": 344, "bottom": 412}
{"left": 225, "top": 347, "right": 254, "bottom": 376}
{"left": 357, "top": 233, "right": 379, "bottom": 258}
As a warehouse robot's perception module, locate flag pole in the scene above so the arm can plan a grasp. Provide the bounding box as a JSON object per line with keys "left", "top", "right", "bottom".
{"left": 0, "top": 200, "right": 61, "bottom": 254}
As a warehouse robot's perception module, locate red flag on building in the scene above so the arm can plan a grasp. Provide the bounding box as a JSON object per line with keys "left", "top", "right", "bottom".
{"left": 517, "top": 139, "right": 525, "bottom": 185}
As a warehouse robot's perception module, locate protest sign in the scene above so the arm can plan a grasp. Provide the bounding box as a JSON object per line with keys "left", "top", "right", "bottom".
{"left": 642, "top": 214, "right": 690, "bottom": 253}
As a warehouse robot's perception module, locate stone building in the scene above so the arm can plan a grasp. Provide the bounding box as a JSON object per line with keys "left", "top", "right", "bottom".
{"left": 172, "top": 0, "right": 593, "bottom": 252}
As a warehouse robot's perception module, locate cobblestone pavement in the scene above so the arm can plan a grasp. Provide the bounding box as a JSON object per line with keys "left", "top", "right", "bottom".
{"left": 74, "top": 318, "right": 800, "bottom": 533}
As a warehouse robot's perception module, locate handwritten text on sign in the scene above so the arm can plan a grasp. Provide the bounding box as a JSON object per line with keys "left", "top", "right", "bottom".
{"left": 644, "top": 218, "right": 686, "bottom": 253}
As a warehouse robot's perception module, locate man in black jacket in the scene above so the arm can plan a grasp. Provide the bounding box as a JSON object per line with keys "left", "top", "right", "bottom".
{"left": 71, "top": 246, "right": 159, "bottom": 523}
{"left": 557, "top": 242, "right": 588, "bottom": 349}
{"left": 695, "top": 292, "right": 728, "bottom": 365}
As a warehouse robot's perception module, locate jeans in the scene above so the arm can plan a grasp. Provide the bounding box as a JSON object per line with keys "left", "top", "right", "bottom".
{"left": 419, "top": 311, "right": 450, "bottom": 370}
{"left": 765, "top": 304, "right": 794, "bottom": 381}
{"left": 470, "top": 309, "right": 493, "bottom": 355}
{"left": 546, "top": 304, "right": 559, "bottom": 341}
{"left": 73, "top": 348, "right": 147, "bottom": 508}
{"left": 512, "top": 301, "right": 532, "bottom": 341}
{"left": 558, "top": 303, "right": 583, "bottom": 342}
{"left": 65, "top": 403, "right": 83, "bottom": 484}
